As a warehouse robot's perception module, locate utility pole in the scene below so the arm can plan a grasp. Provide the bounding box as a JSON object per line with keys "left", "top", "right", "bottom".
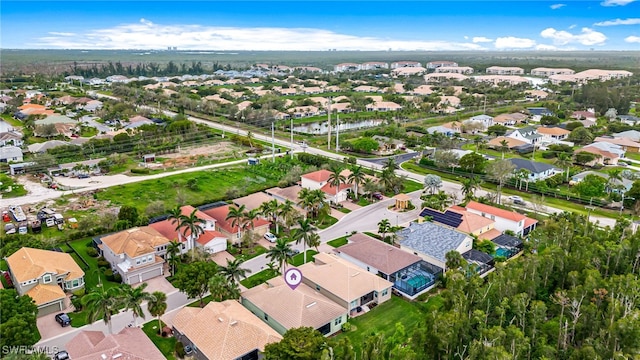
{"left": 335, "top": 114, "right": 340, "bottom": 151}
{"left": 327, "top": 97, "right": 332, "bottom": 149}
{"left": 290, "top": 117, "right": 294, "bottom": 159}
{"left": 271, "top": 121, "right": 275, "bottom": 163}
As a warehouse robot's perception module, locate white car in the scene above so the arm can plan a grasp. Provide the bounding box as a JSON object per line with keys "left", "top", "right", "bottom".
{"left": 508, "top": 196, "right": 525, "bottom": 205}
{"left": 264, "top": 232, "right": 277, "bottom": 243}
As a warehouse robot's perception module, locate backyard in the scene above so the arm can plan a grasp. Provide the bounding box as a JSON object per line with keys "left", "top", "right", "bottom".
{"left": 240, "top": 268, "right": 279, "bottom": 289}
{"left": 142, "top": 320, "right": 177, "bottom": 360}
{"left": 334, "top": 295, "right": 444, "bottom": 354}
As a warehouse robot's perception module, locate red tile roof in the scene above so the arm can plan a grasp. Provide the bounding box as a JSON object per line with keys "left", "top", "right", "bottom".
{"left": 320, "top": 182, "right": 352, "bottom": 196}
{"left": 301, "top": 169, "right": 332, "bottom": 183}
{"left": 524, "top": 217, "right": 539, "bottom": 229}
{"left": 203, "top": 205, "right": 270, "bottom": 234}
{"left": 180, "top": 205, "right": 216, "bottom": 222}
{"left": 196, "top": 231, "right": 227, "bottom": 245}
{"left": 149, "top": 219, "right": 183, "bottom": 242}
{"left": 466, "top": 201, "right": 526, "bottom": 222}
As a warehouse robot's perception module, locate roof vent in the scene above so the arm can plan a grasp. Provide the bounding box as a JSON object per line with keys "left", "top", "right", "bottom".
{"left": 306, "top": 302, "right": 317, "bottom": 308}
{"left": 230, "top": 321, "right": 238, "bottom": 326}
{"left": 101, "top": 355, "right": 107, "bottom": 360}
{"left": 113, "top": 354, "right": 123, "bottom": 359}
{"left": 351, "top": 272, "right": 360, "bottom": 277}
{"left": 218, "top": 317, "right": 224, "bottom": 322}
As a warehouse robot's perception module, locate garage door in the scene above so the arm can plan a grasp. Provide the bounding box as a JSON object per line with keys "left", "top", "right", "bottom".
{"left": 127, "top": 267, "right": 163, "bottom": 285}
{"left": 38, "top": 301, "right": 63, "bottom": 317}
{"left": 208, "top": 241, "right": 227, "bottom": 254}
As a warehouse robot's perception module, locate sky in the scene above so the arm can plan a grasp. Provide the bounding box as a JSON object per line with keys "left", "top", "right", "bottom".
{"left": 1, "top": 1, "right": 639, "bottom": 51}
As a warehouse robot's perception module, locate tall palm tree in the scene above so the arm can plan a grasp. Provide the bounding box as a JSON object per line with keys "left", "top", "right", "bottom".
{"left": 243, "top": 208, "right": 260, "bottom": 244}
{"left": 167, "top": 206, "right": 185, "bottom": 242}
{"left": 121, "top": 283, "right": 154, "bottom": 327}
{"left": 348, "top": 166, "right": 366, "bottom": 200}
{"left": 380, "top": 169, "right": 397, "bottom": 194}
{"left": 607, "top": 168, "right": 624, "bottom": 193}
{"left": 378, "top": 219, "right": 391, "bottom": 241}
{"left": 81, "top": 286, "right": 123, "bottom": 334}
{"left": 383, "top": 157, "right": 399, "bottom": 173}
{"left": 293, "top": 218, "right": 318, "bottom": 264}
{"left": 327, "top": 164, "right": 346, "bottom": 204}
{"left": 208, "top": 273, "right": 239, "bottom": 302}
{"left": 555, "top": 153, "right": 573, "bottom": 182}
{"left": 166, "top": 240, "right": 182, "bottom": 276}
{"left": 461, "top": 176, "right": 481, "bottom": 202}
{"left": 362, "top": 178, "right": 379, "bottom": 201}
{"left": 473, "top": 135, "right": 484, "bottom": 152}
{"left": 266, "top": 238, "right": 293, "bottom": 274}
{"left": 220, "top": 258, "right": 250, "bottom": 285}
{"left": 499, "top": 139, "right": 510, "bottom": 160}
{"left": 278, "top": 200, "right": 298, "bottom": 235}
{"left": 226, "top": 205, "right": 248, "bottom": 241}
{"left": 147, "top": 291, "right": 167, "bottom": 335}
{"left": 260, "top": 199, "right": 281, "bottom": 234}
{"left": 180, "top": 209, "right": 205, "bottom": 262}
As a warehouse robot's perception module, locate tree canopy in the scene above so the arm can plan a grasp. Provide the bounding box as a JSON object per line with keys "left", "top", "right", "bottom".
{"left": 0, "top": 289, "right": 40, "bottom": 348}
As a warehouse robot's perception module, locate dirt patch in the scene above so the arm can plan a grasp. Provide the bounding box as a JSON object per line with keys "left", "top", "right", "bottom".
{"left": 161, "top": 142, "right": 241, "bottom": 159}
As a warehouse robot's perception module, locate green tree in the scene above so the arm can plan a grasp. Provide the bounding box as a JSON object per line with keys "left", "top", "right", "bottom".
{"left": 179, "top": 208, "right": 205, "bottom": 262}
{"left": 327, "top": 164, "right": 346, "bottom": 204}
{"left": 434, "top": 150, "right": 459, "bottom": 172}
{"left": 574, "top": 174, "right": 607, "bottom": 198}
{"left": 348, "top": 166, "right": 366, "bottom": 199}
{"left": 554, "top": 152, "right": 573, "bottom": 182}
{"left": 166, "top": 240, "right": 182, "bottom": 276}
{"left": 220, "top": 258, "right": 250, "bottom": 285}
{"left": 118, "top": 205, "right": 139, "bottom": 227}
{"left": 487, "top": 124, "right": 508, "bottom": 136}
{"left": 378, "top": 219, "right": 391, "bottom": 242}
{"left": 260, "top": 199, "right": 281, "bottom": 234}
{"left": 226, "top": 204, "right": 248, "bottom": 240}
{"left": 423, "top": 174, "right": 443, "bottom": 195}
{"left": 264, "top": 327, "right": 326, "bottom": 360}
{"left": 349, "top": 137, "right": 379, "bottom": 154}
{"left": 121, "top": 283, "right": 154, "bottom": 327}
{"left": 147, "top": 291, "right": 167, "bottom": 335}
{"left": 486, "top": 159, "right": 516, "bottom": 204}
{"left": 540, "top": 115, "right": 561, "bottom": 126}
{"left": 461, "top": 176, "right": 481, "bottom": 202}
{"left": 266, "top": 238, "right": 293, "bottom": 273}
{"left": 173, "top": 261, "right": 219, "bottom": 307}
{"left": 458, "top": 152, "right": 487, "bottom": 174}
{"left": 445, "top": 250, "right": 466, "bottom": 271}
{"left": 293, "top": 218, "right": 318, "bottom": 264}
{"left": 208, "top": 273, "right": 240, "bottom": 302}
{"left": 81, "top": 286, "right": 124, "bottom": 334}
{"left": 0, "top": 289, "right": 40, "bottom": 347}
{"left": 278, "top": 200, "right": 300, "bottom": 235}
{"left": 567, "top": 127, "right": 594, "bottom": 145}
{"left": 574, "top": 151, "right": 598, "bottom": 165}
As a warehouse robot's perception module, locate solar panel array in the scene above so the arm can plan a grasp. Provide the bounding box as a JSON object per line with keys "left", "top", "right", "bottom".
{"left": 419, "top": 208, "right": 463, "bottom": 228}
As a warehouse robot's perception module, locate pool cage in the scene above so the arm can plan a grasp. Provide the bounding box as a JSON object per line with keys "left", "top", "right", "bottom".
{"left": 388, "top": 261, "right": 443, "bottom": 296}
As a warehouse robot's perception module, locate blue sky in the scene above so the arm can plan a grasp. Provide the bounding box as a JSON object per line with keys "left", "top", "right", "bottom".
{"left": 1, "top": 1, "right": 639, "bottom": 50}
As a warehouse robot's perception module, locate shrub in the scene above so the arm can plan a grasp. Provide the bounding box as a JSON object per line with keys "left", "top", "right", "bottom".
{"left": 85, "top": 247, "right": 99, "bottom": 257}
{"left": 130, "top": 168, "right": 150, "bottom": 175}
{"left": 341, "top": 322, "right": 352, "bottom": 332}
{"left": 113, "top": 273, "right": 122, "bottom": 283}
{"left": 541, "top": 151, "right": 555, "bottom": 159}
{"left": 97, "top": 259, "right": 109, "bottom": 268}
{"left": 70, "top": 296, "right": 83, "bottom": 312}
{"left": 72, "top": 289, "right": 86, "bottom": 297}
{"left": 104, "top": 269, "right": 114, "bottom": 281}
{"left": 419, "top": 157, "right": 436, "bottom": 166}
{"left": 175, "top": 341, "right": 186, "bottom": 359}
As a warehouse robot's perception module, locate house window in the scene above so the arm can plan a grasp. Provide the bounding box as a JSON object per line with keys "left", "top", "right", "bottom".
{"left": 148, "top": 255, "right": 153, "bottom": 262}
{"left": 334, "top": 317, "right": 342, "bottom": 326}
{"left": 136, "top": 259, "right": 141, "bottom": 265}
{"left": 491, "top": 215, "right": 495, "bottom": 220}
{"left": 264, "top": 313, "right": 269, "bottom": 321}
{"left": 316, "top": 284, "right": 321, "bottom": 291}
{"left": 382, "top": 289, "right": 389, "bottom": 296}
{"left": 42, "top": 274, "right": 52, "bottom": 284}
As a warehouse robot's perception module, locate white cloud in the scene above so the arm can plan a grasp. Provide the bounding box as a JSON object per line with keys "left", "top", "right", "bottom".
{"left": 550, "top": 4, "right": 566, "bottom": 9}
{"left": 569, "top": 24, "right": 577, "bottom": 29}
{"left": 472, "top": 36, "right": 493, "bottom": 43}
{"left": 48, "top": 32, "right": 76, "bottom": 36}
{"left": 494, "top": 36, "right": 536, "bottom": 49}
{"left": 540, "top": 27, "right": 607, "bottom": 46}
{"left": 594, "top": 18, "right": 640, "bottom": 26}
{"left": 625, "top": 35, "right": 640, "bottom": 43}
{"left": 31, "top": 19, "right": 485, "bottom": 51}
{"left": 601, "top": 0, "right": 636, "bottom": 6}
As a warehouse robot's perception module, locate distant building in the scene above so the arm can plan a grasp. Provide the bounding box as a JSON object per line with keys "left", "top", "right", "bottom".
{"left": 426, "top": 60, "right": 458, "bottom": 69}
{"left": 485, "top": 66, "right": 525, "bottom": 75}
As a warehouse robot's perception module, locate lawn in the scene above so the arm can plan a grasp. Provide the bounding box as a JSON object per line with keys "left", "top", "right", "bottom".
{"left": 0, "top": 114, "right": 23, "bottom": 127}
{"left": 327, "top": 236, "right": 349, "bottom": 248}
{"left": 335, "top": 296, "right": 443, "bottom": 354}
{"left": 95, "top": 166, "right": 281, "bottom": 213}
{"left": 288, "top": 250, "right": 318, "bottom": 266}
{"left": 338, "top": 207, "right": 351, "bottom": 214}
{"left": 240, "top": 269, "right": 279, "bottom": 289}
{"left": 79, "top": 126, "right": 99, "bottom": 137}
{"left": 0, "top": 174, "right": 27, "bottom": 198}
{"left": 356, "top": 198, "right": 372, "bottom": 206}
{"left": 227, "top": 244, "right": 268, "bottom": 262}
{"left": 142, "top": 320, "right": 177, "bottom": 360}
{"left": 315, "top": 215, "right": 338, "bottom": 229}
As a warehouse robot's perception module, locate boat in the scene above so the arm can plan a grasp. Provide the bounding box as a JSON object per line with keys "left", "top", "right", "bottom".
{"left": 8, "top": 205, "right": 26, "bottom": 222}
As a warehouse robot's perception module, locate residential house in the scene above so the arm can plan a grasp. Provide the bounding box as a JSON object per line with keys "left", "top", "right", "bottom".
{"left": 527, "top": 107, "right": 554, "bottom": 121}
{"left": 299, "top": 252, "right": 393, "bottom": 312}
{"left": 618, "top": 115, "right": 640, "bottom": 126}
{"left": 549, "top": 69, "right": 632, "bottom": 84}
{"left": 396, "top": 221, "right": 474, "bottom": 271}
{"left": 353, "top": 85, "right": 380, "bottom": 93}
{"left": 594, "top": 136, "right": 640, "bottom": 153}
{"left": 288, "top": 105, "right": 320, "bottom": 118}
{"left": 486, "top": 66, "right": 524, "bottom": 75}
{"left": 612, "top": 130, "right": 640, "bottom": 142}
{"left": 300, "top": 169, "right": 353, "bottom": 203}
{"left": 427, "top": 125, "right": 460, "bottom": 137}
{"left": 465, "top": 201, "right": 538, "bottom": 236}
{"left": 202, "top": 205, "right": 270, "bottom": 245}
{"left": 27, "top": 140, "right": 76, "bottom": 153}
{"left": 82, "top": 100, "right": 103, "bottom": 112}
{"left": 233, "top": 192, "right": 278, "bottom": 212}
{"left": 571, "top": 110, "right": 597, "bottom": 122}
{"left": 150, "top": 205, "right": 227, "bottom": 254}
{"left": 65, "top": 328, "right": 166, "bottom": 360}
{"left": 426, "top": 61, "right": 458, "bottom": 69}
{"left": 570, "top": 171, "right": 632, "bottom": 194}
{"left": 100, "top": 227, "right": 170, "bottom": 284}
{"left": 0, "top": 146, "right": 24, "bottom": 163}
{"left": 241, "top": 277, "right": 348, "bottom": 336}
{"left": 509, "top": 158, "right": 560, "bottom": 181}
{"left": 525, "top": 90, "right": 549, "bottom": 100}
{"left": 334, "top": 63, "right": 361, "bottom": 72}
{"left": 576, "top": 142, "right": 623, "bottom": 166}
{"left": 487, "top": 136, "right": 527, "bottom": 150}
{"left": 334, "top": 233, "right": 442, "bottom": 298}
{"left": 491, "top": 233, "right": 524, "bottom": 260}
{"left": 411, "top": 85, "right": 434, "bottom": 96}
{"left": 424, "top": 72, "right": 469, "bottom": 82}
{"left": 473, "top": 75, "right": 531, "bottom": 86}
{"left": 391, "top": 67, "right": 427, "bottom": 77}
{"left": 365, "top": 101, "right": 402, "bottom": 112}
{"left": 464, "top": 114, "right": 494, "bottom": 131}
{"left": 435, "top": 66, "right": 474, "bottom": 74}
{"left": 537, "top": 126, "right": 571, "bottom": 145}
{"left": 361, "top": 62, "right": 389, "bottom": 70}
{"left": 372, "top": 135, "right": 405, "bottom": 154}
{"left": 493, "top": 113, "right": 528, "bottom": 126}
{"left": 419, "top": 207, "right": 498, "bottom": 239}
{"left": 0, "top": 131, "right": 24, "bottom": 147}
{"left": 391, "top": 61, "right": 422, "bottom": 69}
{"left": 530, "top": 67, "right": 575, "bottom": 77}
{"left": 506, "top": 126, "right": 543, "bottom": 145}
{"left": 173, "top": 300, "right": 282, "bottom": 360}
{"left": 6, "top": 247, "right": 85, "bottom": 316}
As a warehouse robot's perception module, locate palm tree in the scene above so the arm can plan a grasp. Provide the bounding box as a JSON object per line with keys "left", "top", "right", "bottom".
{"left": 147, "top": 291, "right": 167, "bottom": 335}
{"left": 278, "top": 200, "right": 298, "bottom": 235}
{"left": 298, "top": 188, "right": 326, "bottom": 219}
{"left": 383, "top": 157, "right": 399, "bottom": 173}
{"left": 81, "top": 286, "right": 123, "bottom": 334}
{"left": 180, "top": 209, "right": 205, "bottom": 262}
{"left": 380, "top": 169, "right": 397, "bottom": 193}
{"left": 461, "top": 177, "right": 480, "bottom": 202}
{"left": 167, "top": 206, "right": 185, "bottom": 241}
{"left": 121, "top": 283, "right": 154, "bottom": 327}
{"left": 226, "top": 205, "right": 248, "bottom": 241}
{"left": 209, "top": 273, "right": 233, "bottom": 302}
{"left": 220, "top": 258, "right": 250, "bottom": 285}
{"left": 348, "top": 166, "right": 366, "bottom": 200}
{"left": 166, "top": 240, "right": 182, "bottom": 276}
{"left": 378, "top": 219, "right": 391, "bottom": 241}
{"left": 260, "top": 199, "right": 281, "bottom": 234}
{"left": 243, "top": 208, "right": 260, "bottom": 244}
{"left": 362, "top": 178, "right": 379, "bottom": 201}
{"left": 327, "top": 164, "right": 346, "bottom": 204}
{"left": 499, "top": 139, "right": 510, "bottom": 159}
{"left": 555, "top": 153, "right": 573, "bottom": 182}
{"left": 293, "top": 218, "right": 318, "bottom": 264}
{"left": 473, "top": 135, "right": 484, "bottom": 152}
{"left": 266, "top": 238, "right": 293, "bottom": 274}
{"left": 607, "top": 168, "right": 624, "bottom": 193}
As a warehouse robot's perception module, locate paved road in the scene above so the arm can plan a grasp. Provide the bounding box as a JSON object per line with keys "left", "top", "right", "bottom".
{"left": 361, "top": 151, "right": 422, "bottom": 166}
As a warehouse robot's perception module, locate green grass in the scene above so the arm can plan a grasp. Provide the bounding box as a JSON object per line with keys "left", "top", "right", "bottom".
{"left": 288, "top": 250, "right": 318, "bottom": 266}
{"left": 95, "top": 166, "right": 281, "bottom": 213}
{"left": 0, "top": 174, "right": 27, "bottom": 198}
{"left": 187, "top": 295, "right": 214, "bottom": 307}
{"left": 240, "top": 269, "right": 279, "bottom": 289}
{"left": 401, "top": 178, "right": 424, "bottom": 193}
{"left": 230, "top": 244, "right": 268, "bottom": 262}
{"left": 327, "top": 236, "right": 349, "bottom": 248}
{"left": 338, "top": 207, "right": 352, "bottom": 214}
{"left": 315, "top": 215, "right": 338, "bottom": 229}
{"left": 0, "top": 114, "right": 24, "bottom": 127}
{"left": 79, "top": 127, "right": 98, "bottom": 137}
{"left": 142, "top": 320, "right": 177, "bottom": 360}
{"left": 356, "top": 197, "right": 373, "bottom": 206}
{"left": 335, "top": 296, "right": 442, "bottom": 354}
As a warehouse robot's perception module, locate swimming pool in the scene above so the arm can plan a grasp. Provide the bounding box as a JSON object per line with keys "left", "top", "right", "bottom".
{"left": 494, "top": 247, "right": 510, "bottom": 258}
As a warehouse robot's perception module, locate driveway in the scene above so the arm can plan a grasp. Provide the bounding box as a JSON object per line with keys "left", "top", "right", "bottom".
{"left": 136, "top": 276, "right": 176, "bottom": 294}
{"left": 211, "top": 251, "right": 235, "bottom": 267}
{"left": 360, "top": 151, "right": 422, "bottom": 166}
{"left": 36, "top": 311, "right": 76, "bottom": 343}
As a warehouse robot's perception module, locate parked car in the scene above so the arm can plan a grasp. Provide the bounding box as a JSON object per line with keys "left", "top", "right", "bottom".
{"left": 287, "top": 249, "right": 301, "bottom": 256}
{"left": 78, "top": 174, "right": 90, "bottom": 179}
{"left": 508, "top": 196, "right": 526, "bottom": 205}
{"left": 53, "top": 351, "right": 70, "bottom": 360}
{"left": 55, "top": 313, "right": 71, "bottom": 327}
{"left": 372, "top": 192, "right": 384, "bottom": 200}
{"left": 264, "top": 232, "right": 277, "bottom": 243}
